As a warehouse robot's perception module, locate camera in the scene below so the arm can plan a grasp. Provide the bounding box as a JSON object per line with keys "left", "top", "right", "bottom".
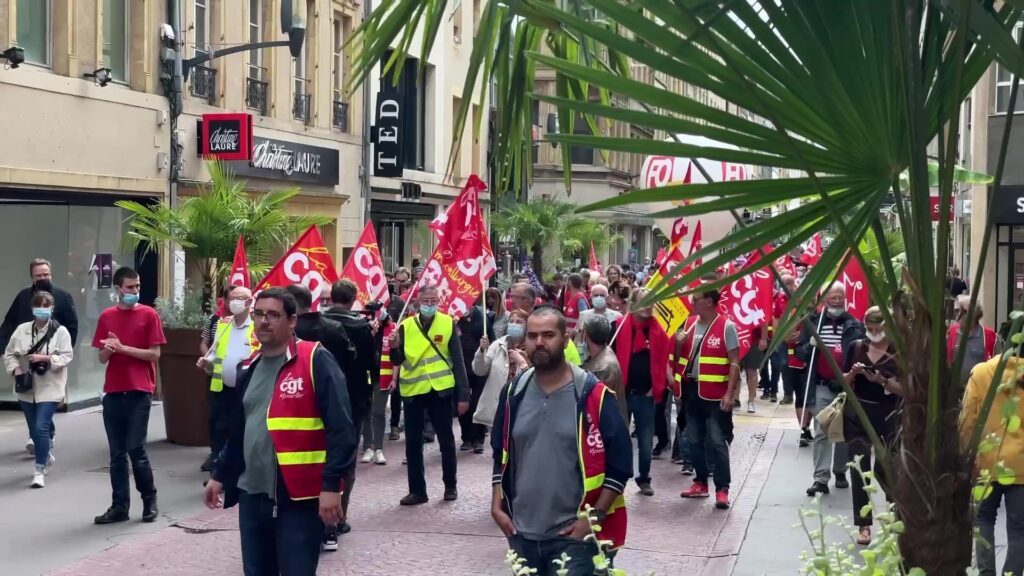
{"left": 29, "top": 361, "right": 49, "bottom": 376}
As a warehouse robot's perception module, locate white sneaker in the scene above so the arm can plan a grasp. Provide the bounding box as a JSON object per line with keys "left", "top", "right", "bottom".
{"left": 747, "top": 401, "right": 756, "bottom": 414}
{"left": 373, "top": 450, "right": 387, "bottom": 465}
{"left": 46, "top": 452, "right": 55, "bottom": 470}
{"left": 26, "top": 438, "right": 34, "bottom": 455}
{"left": 31, "top": 471, "right": 44, "bottom": 488}
{"left": 360, "top": 448, "right": 374, "bottom": 464}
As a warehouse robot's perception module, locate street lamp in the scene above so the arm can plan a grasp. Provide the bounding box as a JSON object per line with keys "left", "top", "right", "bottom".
{"left": 83, "top": 67, "right": 113, "bottom": 87}
{"left": 1, "top": 46, "right": 25, "bottom": 69}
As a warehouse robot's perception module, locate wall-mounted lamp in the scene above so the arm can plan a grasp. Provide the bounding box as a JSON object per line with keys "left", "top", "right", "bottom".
{"left": 1, "top": 47, "right": 25, "bottom": 69}
{"left": 84, "top": 67, "right": 113, "bottom": 87}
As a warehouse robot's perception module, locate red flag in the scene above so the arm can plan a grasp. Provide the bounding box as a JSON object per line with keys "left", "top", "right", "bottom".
{"left": 773, "top": 252, "right": 796, "bottom": 277}
{"left": 718, "top": 251, "right": 773, "bottom": 359}
{"left": 256, "top": 226, "right": 338, "bottom": 311}
{"left": 339, "top": 222, "right": 391, "bottom": 311}
{"left": 589, "top": 242, "right": 603, "bottom": 274}
{"left": 656, "top": 247, "right": 667, "bottom": 264}
{"left": 229, "top": 236, "right": 250, "bottom": 289}
{"left": 803, "top": 233, "right": 823, "bottom": 266}
{"left": 670, "top": 218, "right": 688, "bottom": 248}
{"left": 841, "top": 255, "right": 869, "bottom": 321}
{"left": 687, "top": 220, "right": 703, "bottom": 265}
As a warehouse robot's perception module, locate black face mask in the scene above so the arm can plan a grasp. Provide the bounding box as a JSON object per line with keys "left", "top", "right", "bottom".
{"left": 33, "top": 279, "right": 52, "bottom": 292}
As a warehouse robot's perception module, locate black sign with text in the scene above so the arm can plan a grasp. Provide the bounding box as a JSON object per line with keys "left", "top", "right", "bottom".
{"left": 992, "top": 186, "right": 1024, "bottom": 225}
{"left": 196, "top": 122, "right": 339, "bottom": 185}
{"left": 373, "top": 88, "right": 403, "bottom": 178}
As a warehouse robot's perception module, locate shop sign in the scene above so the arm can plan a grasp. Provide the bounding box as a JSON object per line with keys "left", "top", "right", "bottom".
{"left": 197, "top": 121, "right": 341, "bottom": 185}
{"left": 200, "top": 113, "right": 253, "bottom": 161}
{"left": 929, "top": 196, "right": 954, "bottom": 222}
{"left": 373, "top": 87, "right": 403, "bottom": 178}
{"left": 991, "top": 187, "right": 1024, "bottom": 224}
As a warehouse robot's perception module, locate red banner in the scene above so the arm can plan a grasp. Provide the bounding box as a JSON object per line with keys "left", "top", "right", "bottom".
{"left": 687, "top": 220, "right": 703, "bottom": 264}
{"left": 670, "top": 218, "right": 688, "bottom": 248}
{"left": 802, "top": 233, "right": 823, "bottom": 266}
{"left": 589, "top": 242, "right": 603, "bottom": 274}
{"left": 773, "top": 252, "right": 796, "bottom": 277}
{"left": 229, "top": 236, "right": 250, "bottom": 289}
{"left": 841, "top": 255, "right": 869, "bottom": 321}
{"left": 256, "top": 226, "right": 338, "bottom": 311}
{"left": 339, "top": 222, "right": 391, "bottom": 310}
{"left": 719, "top": 252, "right": 773, "bottom": 359}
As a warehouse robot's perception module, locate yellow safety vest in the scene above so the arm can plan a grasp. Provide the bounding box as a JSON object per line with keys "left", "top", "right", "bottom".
{"left": 211, "top": 319, "right": 258, "bottom": 392}
{"left": 398, "top": 313, "right": 456, "bottom": 397}
{"left": 565, "top": 340, "right": 582, "bottom": 366}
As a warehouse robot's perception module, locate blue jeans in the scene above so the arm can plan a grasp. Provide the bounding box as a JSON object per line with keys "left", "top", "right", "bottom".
{"left": 102, "top": 391, "right": 157, "bottom": 509}
{"left": 508, "top": 534, "right": 607, "bottom": 576}
{"left": 238, "top": 488, "right": 323, "bottom": 576}
{"left": 20, "top": 401, "right": 57, "bottom": 470}
{"left": 684, "top": 385, "right": 731, "bottom": 489}
{"left": 627, "top": 394, "right": 655, "bottom": 485}
{"left": 976, "top": 483, "right": 1024, "bottom": 576}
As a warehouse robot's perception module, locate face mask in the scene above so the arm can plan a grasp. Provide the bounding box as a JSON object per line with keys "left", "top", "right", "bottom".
{"left": 827, "top": 306, "right": 845, "bottom": 317}
{"left": 507, "top": 324, "right": 525, "bottom": 341}
{"left": 120, "top": 292, "right": 140, "bottom": 306}
{"left": 592, "top": 296, "right": 607, "bottom": 309}
{"left": 866, "top": 331, "right": 886, "bottom": 343}
{"left": 420, "top": 305, "right": 438, "bottom": 318}
{"left": 229, "top": 299, "right": 249, "bottom": 316}
{"left": 32, "top": 307, "right": 52, "bottom": 321}
{"left": 34, "top": 279, "right": 52, "bottom": 292}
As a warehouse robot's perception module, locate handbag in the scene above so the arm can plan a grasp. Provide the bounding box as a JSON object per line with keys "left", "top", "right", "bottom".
{"left": 815, "top": 391, "right": 847, "bottom": 442}
{"left": 14, "top": 322, "right": 57, "bottom": 394}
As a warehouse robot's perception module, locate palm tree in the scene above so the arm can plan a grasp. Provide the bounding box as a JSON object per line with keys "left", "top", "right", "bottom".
{"left": 492, "top": 195, "right": 595, "bottom": 273}
{"left": 116, "top": 160, "right": 332, "bottom": 310}
{"left": 354, "top": 0, "right": 1024, "bottom": 573}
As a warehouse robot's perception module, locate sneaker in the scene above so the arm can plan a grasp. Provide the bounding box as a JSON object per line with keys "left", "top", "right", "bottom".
{"left": 321, "top": 531, "right": 339, "bottom": 552}
{"left": 671, "top": 456, "right": 685, "bottom": 465}
{"left": 652, "top": 442, "right": 669, "bottom": 459}
{"left": 26, "top": 437, "right": 34, "bottom": 456}
{"left": 200, "top": 453, "right": 213, "bottom": 472}
{"left": 443, "top": 487, "right": 458, "bottom": 502}
{"left": 681, "top": 482, "right": 710, "bottom": 498}
{"left": 423, "top": 432, "right": 436, "bottom": 444}
{"left": 834, "top": 473, "right": 850, "bottom": 489}
{"left": 459, "top": 441, "right": 472, "bottom": 451}
{"left": 747, "top": 401, "right": 756, "bottom": 414}
{"left": 759, "top": 392, "right": 770, "bottom": 400}
{"left": 733, "top": 398, "right": 741, "bottom": 408}
{"left": 372, "top": 449, "right": 387, "bottom": 465}
{"left": 639, "top": 483, "right": 654, "bottom": 496}
{"left": 360, "top": 448, "right": 375, "bottom": 464}
{"left": 401, "top": 456, "right": 407, "bottom": 465}
{"left": 142, "top": 495, "right": 159, "bottom": 523}
{"left": 388, "top": 428, "right": 401, "bottom": 441}
{"left": 779, "top": 395, "right": 793, "bottom": 405}
{"left": 680, "top": 464, "right": 695, "bottom": 476}
{"left": 806, "top": 481, "right": 830, "bottom": 496}
{"left": 769, "top": 395, "right": 778, "bottom": 403}
{"left": 400, "top": 493, "right": 429, "bottom": 506}
{"left": 715, "top": 488, "right": 731, "bottom": 509}
{"left": 337, "top": 521, "right": 352, "bottom": 534}
{"left": 94, "top": 506, "right": 130, "bottom": 525}
{"left": 472, "top": 442, "right": 485, "bottom": 455}
{"left": 31, "top": 471, "right": 45, "bottom": 488}
{"left": 799, "top": 428, "right": 813, "bottom": 447}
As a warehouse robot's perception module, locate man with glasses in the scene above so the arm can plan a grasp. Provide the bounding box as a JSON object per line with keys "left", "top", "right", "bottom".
{"left": 205, "top": 287, "right": 357, "bottom": 575}
{"left": 388, "top": 284, "right": 470, "bottom": 505}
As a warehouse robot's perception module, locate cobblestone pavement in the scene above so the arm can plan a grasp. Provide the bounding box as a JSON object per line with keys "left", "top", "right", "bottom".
{"left": 47, "top": 422, "right": 781, "bottom": 576}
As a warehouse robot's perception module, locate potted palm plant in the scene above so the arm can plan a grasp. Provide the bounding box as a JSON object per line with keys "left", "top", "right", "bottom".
{"left": 351, "top": 0, "right": 1024, "bottom": 573}
{"left": 117, "top": 160, "right": 332, "bottom": 446}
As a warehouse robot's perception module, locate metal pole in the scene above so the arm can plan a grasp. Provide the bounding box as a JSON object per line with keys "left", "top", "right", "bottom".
{"left": 361, "top": 0, "right": 373, "bottom": 229}
{"left": 168, "top": 0, "right": 184, "bottom": 302}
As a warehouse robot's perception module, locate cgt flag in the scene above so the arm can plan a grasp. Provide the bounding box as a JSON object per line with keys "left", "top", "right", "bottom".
{"left": 257, "top": 225, "right": 338, "bottom": 311}
{"left": 841, "top": 254, "right": 869, "bottom": 321}
{"left": 718, "top": 251, "right": 773, "bottom": 359}
{"left": 589, "top": 242, "right": 603, "bottom": 274}
{"left": 339, "top": 222, "right": 391, "bottom": 310}
{"left": 229, "top": 236, "right": 250, "bottom": 288}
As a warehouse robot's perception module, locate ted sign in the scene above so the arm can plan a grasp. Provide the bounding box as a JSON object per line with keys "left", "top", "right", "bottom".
{"left": 200, "top": 113, "right": 253, "bottom": 161}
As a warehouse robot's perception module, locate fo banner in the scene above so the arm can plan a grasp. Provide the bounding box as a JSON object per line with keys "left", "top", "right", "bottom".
{"left": 257, "top": 226, "right": 338, "bottom": 310}
{"left": 339, "top": 222, "right": 391, "bottom": 310}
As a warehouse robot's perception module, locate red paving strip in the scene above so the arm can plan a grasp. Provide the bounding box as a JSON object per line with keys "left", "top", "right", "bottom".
{"left": 48, "top": 425, "right": 780, "bottom": 576}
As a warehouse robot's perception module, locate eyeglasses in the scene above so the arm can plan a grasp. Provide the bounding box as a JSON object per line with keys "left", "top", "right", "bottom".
{"left": 252, "top": 310, "right": 286, "bottom": 322}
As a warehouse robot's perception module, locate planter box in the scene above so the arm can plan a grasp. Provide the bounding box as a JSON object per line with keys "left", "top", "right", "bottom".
{"left": 159, "top": 327, "right": 209, "bottom": 447}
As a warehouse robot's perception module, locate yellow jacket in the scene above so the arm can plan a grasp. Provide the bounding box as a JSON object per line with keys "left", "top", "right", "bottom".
{"left": 960, "top": 356, "right": 1024, "bottom": 483}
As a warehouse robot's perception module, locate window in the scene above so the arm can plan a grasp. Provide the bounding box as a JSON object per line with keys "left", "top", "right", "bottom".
{"left": 248, "top": 0, "right": 262, "bottom": 80}
{"left": 103, "top": 0, "right": 129, "bottom": 82}
{"left": 452, "top": 1, "right": 463, "bottom": 44}
{"left": 332, "top": 15, "right": 344, "bottom": 102}
{"left": 194, "top": 0, "right": 210, "bottom": 58}
{"left": 16, "top": 0, "right": 50, "bottom": 66}
{"left": 570, "top": 114, "right": 595, "bottom": 165}
{"left": 996, "top": 25, "right": 1023, "bottom": 114}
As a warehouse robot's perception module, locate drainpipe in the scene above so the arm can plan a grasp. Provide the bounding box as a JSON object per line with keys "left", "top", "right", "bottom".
{"left": 360, "top": 0, "right": 373, "bottom": 229}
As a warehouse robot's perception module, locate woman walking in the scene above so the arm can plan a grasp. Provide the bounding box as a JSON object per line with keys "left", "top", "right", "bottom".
{"left": 471, "top": 309, "right": 530, "bottom": 430}
{"left": 4, "top": 291, "right": 74, "bottom": 488}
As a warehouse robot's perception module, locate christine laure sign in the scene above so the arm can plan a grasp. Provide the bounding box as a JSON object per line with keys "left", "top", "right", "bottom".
{"left": 196, "top": 119, "right": 340, "bottom": 186}
{"left": 200, "top": 113, "right": 253, "bottom": 161}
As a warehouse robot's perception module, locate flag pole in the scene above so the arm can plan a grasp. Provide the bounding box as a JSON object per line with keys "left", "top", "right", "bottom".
{"left": 796, "top": 311, "right": 826, "bottom": 458}
{"left": 481, "top": 203, "right": 489, "bottom": 334}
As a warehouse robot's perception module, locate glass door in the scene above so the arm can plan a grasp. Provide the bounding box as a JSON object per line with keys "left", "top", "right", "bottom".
{"left": 376, "top": 220, "right": 405, "bottom": 273}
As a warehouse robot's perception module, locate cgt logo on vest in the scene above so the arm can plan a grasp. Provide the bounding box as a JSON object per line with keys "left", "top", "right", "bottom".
{"left": 585, "top": 422, "right": 605, "bottom": 456}
{"left": 280, "top": 374, "right": 306, "bottom": 398}
{"left": 705, "top": 335, "right": 723, "bottom": 348}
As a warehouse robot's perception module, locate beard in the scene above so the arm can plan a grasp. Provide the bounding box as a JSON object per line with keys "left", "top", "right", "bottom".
{"left": 530, "top": 345, "right": 565, "bottom": 371}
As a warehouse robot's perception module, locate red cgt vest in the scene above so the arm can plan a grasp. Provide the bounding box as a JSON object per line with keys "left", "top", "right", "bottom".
{"left": 379, "top": 323, "right": 396, "bottom": 391}
{"left": 946, "top": 323, "right": 996, "bottom": 365}
{"left": 265, "top": 340, "right": 330, "bottom": 501}
{"left": 678, "top": 315, "right": 732, "bottom": 401}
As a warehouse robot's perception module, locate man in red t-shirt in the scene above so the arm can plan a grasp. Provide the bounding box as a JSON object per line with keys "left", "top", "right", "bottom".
{"left": 91, "top": 267, "right": 166, "bottom": 525}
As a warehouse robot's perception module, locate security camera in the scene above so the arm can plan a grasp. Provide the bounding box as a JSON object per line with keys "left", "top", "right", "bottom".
{"left": 160, "top": 23, "right": 175, "bottom": 42}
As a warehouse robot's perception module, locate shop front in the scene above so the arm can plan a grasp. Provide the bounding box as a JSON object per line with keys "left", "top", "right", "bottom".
{"left": 369, "top": 199, "right": 437, "bottom": 273}
{"left": 991, "top": 185, "right": 1024, "bottom": 322}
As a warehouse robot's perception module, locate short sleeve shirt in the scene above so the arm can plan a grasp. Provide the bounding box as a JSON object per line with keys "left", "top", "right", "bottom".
{"left": 92, "top": 305, "right": 166, "bottom": 394}
{"left": 686, "top": 318, "right": 739, "bottom": 379}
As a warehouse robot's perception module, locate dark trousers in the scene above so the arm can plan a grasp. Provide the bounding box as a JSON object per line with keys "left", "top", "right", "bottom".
{"left": 208, "top": 386, "right": 236, "bottom": 461}
{"left": 654, "top": 389, "right": 670, "bottom": 447}
{"left": 390, "top": 387, "right": 403, "bottom": 428}
{"left": 847, "top": 401, "right": 897, "bottom": 527}
{"left": 760, "top": 348, "right": 784, "bottom": 395}
{"left": 977, "top": 484, "right": 1024, "bottom": 576}
{"left": 782, "top": 365, "right": 804, "bottom": 399}
{"left": 458, "top": 375, "right": 487, "bottom": 444}
{"left": 102, "top": 391, "right": 157, "bottom": 509}
{"left": 684, "top": 386, "right": 731, "bottom": 489}
{"left": 238, "top": 488, "right": 323, "bottom": 576}
{"left": 508, "top": 535, "right": 608, "bottom": 576}
{"left": 627, "top": 394, "right": 655, "bottom": 485}
{"left": 403, "top": 390, "right": 457, "bottom": 495}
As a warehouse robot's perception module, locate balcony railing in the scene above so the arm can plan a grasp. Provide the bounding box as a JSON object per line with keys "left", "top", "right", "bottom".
{"left": 246, "top": 77, "right": 269, "bottom": 116}
{"left": 293, "top": 92, "right": 312, "bottom": 124}
{"left": 190, "top": 65, "right": 216, "bottom": 104}
{"left": 332, "top": 101, "right": 349, "bottom": 132}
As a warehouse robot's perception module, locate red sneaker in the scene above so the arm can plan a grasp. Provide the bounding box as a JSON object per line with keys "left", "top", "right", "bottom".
{"left": 715, "top": 488, "right": 730, "bottom": 509}
{"left": 680, "top": 482, "right": 710, "bottom": 498}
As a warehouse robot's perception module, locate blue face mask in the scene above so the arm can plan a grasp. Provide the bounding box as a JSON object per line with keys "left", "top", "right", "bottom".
{"left": 419, "top": 304, "right": 438, "bottom": 318}
{"left": 507, "top": 324, "right": 525, "bottom": 340}
{"left": 120, "top": 292, "right": 140, "bottom": 306}
{"left": 32, "top": 307, "right": 52, "bottom": 321}
{"left": 592, "top": 296, "right": 607, "bottom": 310}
